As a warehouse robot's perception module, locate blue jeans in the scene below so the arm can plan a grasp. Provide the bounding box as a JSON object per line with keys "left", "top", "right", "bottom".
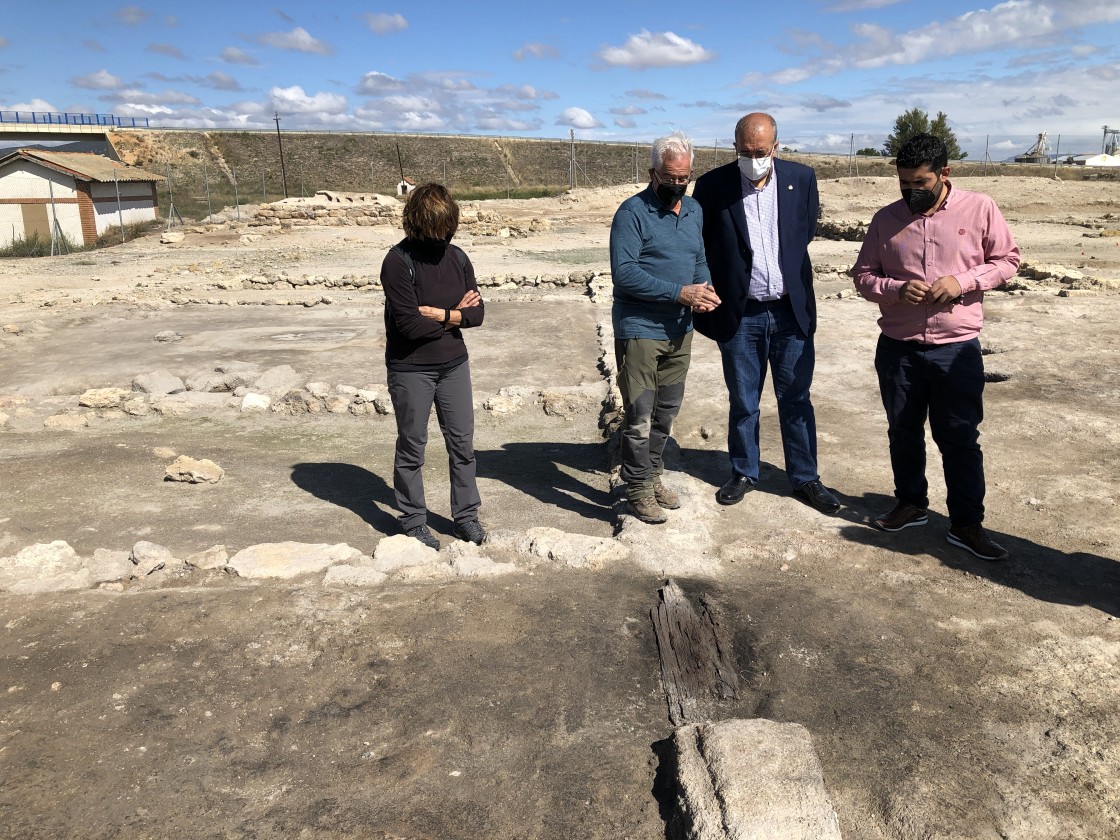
{"left": 875, "top": 335, "right": 986, "bottom": 526}
{"left": 718, "top": 297, "right": 819, "bottom": 487}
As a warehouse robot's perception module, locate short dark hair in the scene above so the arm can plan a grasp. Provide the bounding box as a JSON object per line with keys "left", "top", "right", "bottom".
{"left": 896, "top": 133, "right": 948, "bottom": 171}
{"left": 402, "top": 183, "right": 459, "bottom": 240}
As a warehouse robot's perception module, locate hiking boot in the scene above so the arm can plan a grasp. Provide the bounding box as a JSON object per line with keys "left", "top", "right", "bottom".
{"left": 405, "top": 524, "right": 440, "bottom": 551}
{"left": 872, "top": 502, "right": 928, "bottom": 532}
{"left": 630, "top": 495, "right": 667, "bottom": 524}
{"left": 452, "top": 518, "right": 486, "bottom": 546}
{"left": 947, "top": 523, "right": 1009, "bottom": 562}
{"left": 654, "top": 481, "right": 681, "bottom": 510}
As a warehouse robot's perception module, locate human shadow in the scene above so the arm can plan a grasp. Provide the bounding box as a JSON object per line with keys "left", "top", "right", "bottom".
{"left": 672, "top": 445, "right": 872, "bottom": 522}
{"left": 475, "top": 442, "right": 614, "bottom": 524}
{"left": 836, "top": 491, "right": 1120, "bottom": 617}
{"left": 289, "top": 462, "right": 454, "bottom": 536}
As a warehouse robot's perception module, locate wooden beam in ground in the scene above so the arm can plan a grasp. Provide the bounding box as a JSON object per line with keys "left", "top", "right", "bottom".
{"left": 650, "top": 579, "right": 740, "bottom": 726}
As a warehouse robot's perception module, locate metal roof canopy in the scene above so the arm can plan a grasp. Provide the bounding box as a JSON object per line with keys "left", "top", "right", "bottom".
{"left": 0, "top": 148, "right": 161, "bottom": 183}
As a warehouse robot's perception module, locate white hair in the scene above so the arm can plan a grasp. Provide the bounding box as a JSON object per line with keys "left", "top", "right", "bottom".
{"left": 651, "top": 131, "right": 694, "bottom": 170}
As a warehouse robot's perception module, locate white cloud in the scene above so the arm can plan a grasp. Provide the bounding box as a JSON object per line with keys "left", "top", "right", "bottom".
{"left": 383, "top": 95, "right": 442, "bottom": 113}
{"left": 625, "top": 88, "right": 668, "bottom": 100}
{"left": 268, "top": 85, "right": 347, "bottom": 114}
{"left": 556, "top": 107, "right": 602, "bottom": 129}
{"left": 803, "top": 95, "right": 851, "bottom": 112}
{"left": 771, "top": 0, "right": 1120, "bottom": 83}
{"left": 495, "top": 84, "right": 556, "bottom": 100}
{"left": 71, "top": 69, "right": 124, "bottom": 90}
{"left": 83, "top": 38, "right": 106, "bottom": 52}
{"left": 0, "top": 36, "right": 9, "bottom": 49}
{"left": 2, "top": 98, "right": 57, "bottom": 112}
{"left": 992, "top": 139, "right": 1019, "bottom": 150}
{"left": 115, "top": 5, "right": 148, "bottom": 25}
{"left": 364, "top": 13, "right": 408, "bottom": 34}
{"left": 221, "top": 47, "right": 259, "bottom": 65}
{"left": 200, "top": 71, "right": 243, "bottom": 92}
{"left": 513, "top": 42, "right": 558, "bottom": 60}
{"left": 258, "top": 27, "right": 332, "bottom": 56}
{"left": 597, "top": 30, "right": 715, "bottom": 70}
{"left": 147, "top": 43, "right": 186, "bottom": 60}
{"left": 614, "top": 117, "right": 637, "bottom": 128}
{"left": 610, "top": 105, "right": 647, "bottom": 116}
{"left": 103, "top": 88, "right": 201, "bottom": 105}
{"left": 357, "top": 71, "right": 406, "bottom": 95}
{"left": 476, "top": 115, "right": 543, "bottom": 131}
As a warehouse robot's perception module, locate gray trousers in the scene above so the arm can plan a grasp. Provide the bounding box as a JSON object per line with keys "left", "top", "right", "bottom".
{"left": 387, "top": 361, "right": 481, "bottom": 530}
{"left": 615, "top": 333, "right": 692, "bottom": 500}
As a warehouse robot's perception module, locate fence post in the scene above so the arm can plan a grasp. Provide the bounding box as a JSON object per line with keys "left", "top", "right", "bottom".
{"left": 114, "top": 170, "right": 125, "bottom": 244}
{"left": 203, "top": 165, "right": 212, "bottom": 220}
{"left": 232, "top": 167, "right": 240, "bottom": 222}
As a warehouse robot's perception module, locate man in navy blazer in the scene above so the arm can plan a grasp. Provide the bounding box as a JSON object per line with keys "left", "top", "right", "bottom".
{"left": 692, "top": 112, "right": 840, "bottom": 513}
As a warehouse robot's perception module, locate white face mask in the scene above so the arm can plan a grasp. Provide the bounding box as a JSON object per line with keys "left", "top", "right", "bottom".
{"left": 739, "top": 154, "right": 772, "bottom": 182}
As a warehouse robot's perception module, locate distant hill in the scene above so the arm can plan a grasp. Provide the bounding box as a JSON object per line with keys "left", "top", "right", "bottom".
{"left": 104, "top": 128, "right": 1094, "bottom": 221}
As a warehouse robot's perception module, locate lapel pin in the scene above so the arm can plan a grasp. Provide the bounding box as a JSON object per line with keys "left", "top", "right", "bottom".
{"left": 787, "top": 184, "right": 793, "bottom": 190}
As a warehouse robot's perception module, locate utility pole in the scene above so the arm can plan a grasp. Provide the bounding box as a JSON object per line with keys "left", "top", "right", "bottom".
{"left": 569, "top": 129, "right": 575, "bottom": 191}
{"left": 274, "top": 112, "right": 288, "bottom": 198}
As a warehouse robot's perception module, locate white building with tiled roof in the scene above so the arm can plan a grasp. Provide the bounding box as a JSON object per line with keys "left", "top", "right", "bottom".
{"left": 0, "top": 149, "right": 162, "bottom": 247}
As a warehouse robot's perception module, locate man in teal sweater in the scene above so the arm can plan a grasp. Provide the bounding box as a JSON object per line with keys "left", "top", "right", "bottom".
{"left": 609, "top": 131, "right": 721, "bottom": 523}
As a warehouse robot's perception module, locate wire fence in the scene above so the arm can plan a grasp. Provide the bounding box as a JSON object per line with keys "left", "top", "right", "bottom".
{"left": 149, "top": 133, "right": 1118, "bottom": 223}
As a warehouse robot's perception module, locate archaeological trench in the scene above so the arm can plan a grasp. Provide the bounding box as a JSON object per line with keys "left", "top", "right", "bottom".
{"left": 1, "top": 177, "right": 1118, "bottom": 839}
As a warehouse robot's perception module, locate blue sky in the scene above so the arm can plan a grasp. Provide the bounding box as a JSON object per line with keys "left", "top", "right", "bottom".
{"left": 1, "top": 1, "right": 1118, "bottom": 158}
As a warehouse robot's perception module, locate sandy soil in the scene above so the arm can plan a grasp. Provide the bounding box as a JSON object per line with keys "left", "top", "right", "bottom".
{"left": 1, "top": 175, "right": 1118, "bottom": 839}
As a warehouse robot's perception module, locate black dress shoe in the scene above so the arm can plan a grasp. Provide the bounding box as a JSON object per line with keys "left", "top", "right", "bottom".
{"left": 794, "top": 479, "right": 841, "bottom": 514}
{"left": 717, "top": 475, "right": 755, "bottom": 505}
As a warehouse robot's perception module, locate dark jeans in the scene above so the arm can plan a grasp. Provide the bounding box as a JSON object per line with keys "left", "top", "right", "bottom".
{"left": 615, "top": 333, "right": 692, "bottom": 500}
{"left": 875, "top": 335, "right": 986, "bottom": 526}
{"left": 717, "top": 297, "right": 819, "bottom": 487}
{"left": 387, "top": 361, "right": 481, "bottom": 530}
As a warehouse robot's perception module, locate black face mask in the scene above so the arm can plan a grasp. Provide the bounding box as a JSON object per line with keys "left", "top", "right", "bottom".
{"left": 655, "top": 181, "right": 687, "bottom": 208}
{"left": 901, "top": 179, "right": 943, "bottom": 214}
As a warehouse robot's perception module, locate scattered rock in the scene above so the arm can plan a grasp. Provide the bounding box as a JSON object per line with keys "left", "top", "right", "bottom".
{"left": 240, "top": 393, "right": 271, "bottom": 412}
{"left": 520, "top": 526, "right": 629, "bottom": 569}
{"left": 484, "top": 394, "right": 524, "bottom": 415}
{"left": 165, "top": 455, "right": 225, "bottom": 484}
{"left": 539, "top": 384, "right": 604, "bottom": 418}
{"left": 371, "top": 534, "right": 441, "bottom": 572}
{"left": 324, "top": 395, "right": 352, "bottom": 413}
{"left": 78, "top": 387, "right": 129, "bottom": 409}
{"left": 185, "top": 545, "right": 229, "bottom": 570}
{"left": 160, "top": 231, "right": 185, "bottom": 244}
{"left": 43, "top": 413, "right": 89, "bottom": 430}
{"left": 253, "top": 365, "right": 304, "bottom": 398}
{"left": 0, "top": 541, "right": 91, "bottom": 593}
{"left": 3, "top": 324, "right": 22, "bottom": 335}
{"left": 239, "top": 233, "right": 264, "bottom": 244}
{"left": 130, "top": 541, "right": 173, "bottom": 576}
{"left": 154, "top": 331, "right": 183, "bottom": 343}
{"left": 133, "top": 370, "right": 185, "bottom": 395}
{"left": 672, "top": 718, "right": 842, "bottom": 840}
{"left": 445, "top": 542, "right": 518, "bottom": 577}
{"left": 121, "top": 397, "right": 151, "bottom": 416}
{"left": 88, "top": 549, "right": 133, "bottom": 583}
{"left": 227, "top": 541, "right": 363, "bottom": 580}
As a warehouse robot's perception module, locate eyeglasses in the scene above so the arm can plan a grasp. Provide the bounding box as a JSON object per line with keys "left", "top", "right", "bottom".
{"left": 654, "top": 170, "right": 691, "bottom": 185}
{"left": 737, "top": 149, "right": 774, "bottom": 160}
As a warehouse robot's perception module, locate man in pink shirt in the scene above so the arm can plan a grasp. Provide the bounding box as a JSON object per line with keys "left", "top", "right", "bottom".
{"left": 852, "top": 133, "right": 1020, "bottom": 561}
